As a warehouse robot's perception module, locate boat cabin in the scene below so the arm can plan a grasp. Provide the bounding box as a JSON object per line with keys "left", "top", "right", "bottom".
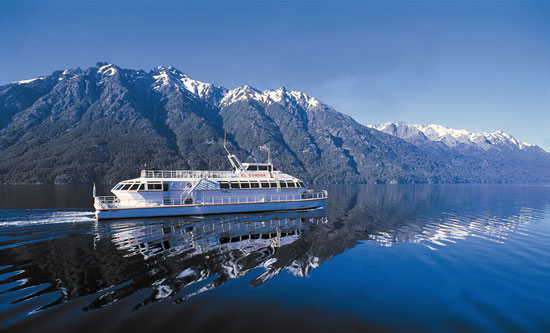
{"left": 241, "top": 163, "right": 278, "bottom": 172}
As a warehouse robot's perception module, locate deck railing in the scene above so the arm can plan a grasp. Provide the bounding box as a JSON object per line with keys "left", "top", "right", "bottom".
{"left": 199, "top": 190, "right": 327, "bottom": 205}
{"left": 94, "top": 196, "right": 120, "bottom": 209}
{"left": 140, "top": 170, "right": 241, "bottom": 179}
{"left": 94, "top": 190, "right": 327, "bottom": 210}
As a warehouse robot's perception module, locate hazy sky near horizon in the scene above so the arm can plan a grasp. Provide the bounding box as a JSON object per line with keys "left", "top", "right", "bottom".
{"left": 1, "top": 0, "right": 549, "bottom": 150}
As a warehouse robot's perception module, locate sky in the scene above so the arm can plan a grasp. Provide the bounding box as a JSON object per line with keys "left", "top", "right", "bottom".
{"left": 1, "top": 0, "right": 549, "bottom": 150}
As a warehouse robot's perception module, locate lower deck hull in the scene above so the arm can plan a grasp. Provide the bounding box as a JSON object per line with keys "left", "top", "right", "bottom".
{"left": 95, "top": 197, "right": 326, "bottom": 220}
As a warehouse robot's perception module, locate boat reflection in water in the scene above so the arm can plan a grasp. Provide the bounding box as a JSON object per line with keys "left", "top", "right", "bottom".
{"left": 89, "top": 208, "right": 327, "bottom": 309}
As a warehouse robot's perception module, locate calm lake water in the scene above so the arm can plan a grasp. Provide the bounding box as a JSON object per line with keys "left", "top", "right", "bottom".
{"left": 1, "top": 184, "right": 549, "bottom": 332}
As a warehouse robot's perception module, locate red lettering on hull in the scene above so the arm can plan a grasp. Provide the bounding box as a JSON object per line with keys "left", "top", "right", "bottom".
{"left": 240, "top": 173, "right": 268, "bottom": 177}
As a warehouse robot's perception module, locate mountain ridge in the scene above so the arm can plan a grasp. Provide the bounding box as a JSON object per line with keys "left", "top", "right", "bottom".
{"left": 1, "top": 63, "right": 549, "bottom": 184}
{"left": 369, "top": 121, "right": 544, "bottom": 153}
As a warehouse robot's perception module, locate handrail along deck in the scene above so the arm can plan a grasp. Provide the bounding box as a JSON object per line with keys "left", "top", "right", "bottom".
{"left": 94, "top": 190, "right": 327, "bottom": 210}
{"left": 141, "top": 170, "right": 240, "bottom": 179}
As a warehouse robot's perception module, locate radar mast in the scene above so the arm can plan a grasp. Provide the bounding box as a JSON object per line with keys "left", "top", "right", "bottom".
{"left": 224, "top": 131, "right": 245, "bottom": 172}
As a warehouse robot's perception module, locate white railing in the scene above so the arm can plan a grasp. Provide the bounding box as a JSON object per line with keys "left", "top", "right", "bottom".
{"left": 199, "top": 190, "right": 327, "bottom": 206}
{"left": 140, "top": 170, "right": 239, "bottom": 179}
{"left": 94, "top": 196, "right": 120, "bottom": 209}
{"left": 94, "top": 190, "right": 327, "bottom": 210}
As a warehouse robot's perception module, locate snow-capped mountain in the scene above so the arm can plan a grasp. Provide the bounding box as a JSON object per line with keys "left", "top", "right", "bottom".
{"left": 220, "top": 85, "right": 321, "bottom": 110}
{"left": 369, "top": 122, "right": 544, "bottom": 153}
{"left": 1, "top": 62, "right": 436, "bottom": 184}
{"left": 1, "top": 63, "right": 549, "bottom": 184}
{"left": 150, "top": 65, "right": 227, "bottom": 105}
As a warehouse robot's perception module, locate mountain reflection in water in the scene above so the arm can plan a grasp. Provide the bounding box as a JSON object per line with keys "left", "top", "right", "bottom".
{"left": 326, "top": 184, "right": 544, "bottom": 249}
{"left": 1, "top": 184, "right": 549, "bottom": 331}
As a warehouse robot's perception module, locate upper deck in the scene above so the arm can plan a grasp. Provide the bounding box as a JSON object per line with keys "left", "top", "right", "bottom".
{"left": 139, "top": 163, "right": 284, "bottom": 180}
{"left": 140, "top": 170, "right": 236, "bottom": 179}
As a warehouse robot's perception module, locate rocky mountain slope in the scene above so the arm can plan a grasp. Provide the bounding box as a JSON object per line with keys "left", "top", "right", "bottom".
{"left": 0, "top": 63, "right": 548, "bottom": 184}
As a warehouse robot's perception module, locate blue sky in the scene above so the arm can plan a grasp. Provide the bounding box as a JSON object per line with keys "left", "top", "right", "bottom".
{"left": 1, "top": 0, "right": 549, "bottom": 150}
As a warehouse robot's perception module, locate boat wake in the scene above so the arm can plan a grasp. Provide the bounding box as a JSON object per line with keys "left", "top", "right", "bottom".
{"left": 0, "top": 209, "right": 95, "bottom": 226}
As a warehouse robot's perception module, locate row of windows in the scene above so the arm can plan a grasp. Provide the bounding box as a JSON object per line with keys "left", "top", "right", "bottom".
{"left": 219, "top": 180, "right": 304, "bottom": 189}
{"left": 113, "top": 180, "right": 305, "bottom": 192}
{"left": 114, "top": 182, "right": 168, "bottom": 191}
{"left": 245, "top": 165, "right": 279, "bottom": 171}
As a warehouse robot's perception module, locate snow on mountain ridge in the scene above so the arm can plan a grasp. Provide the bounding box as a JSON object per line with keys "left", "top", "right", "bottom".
{"left": 97, "top": 64, "right": 117, "bottom": 76}
{"left": 263, "top": 86, "right": 322, "bottom": 110}
{"left": 369, "top": 122, "right": 536, "bottom": 151}
{"left": 10, "top": 63, "right": 322, "bottom": 112}
{"left": 220, "top": 85, "right": 268, "bottom": 105}
{"left": 13, "top": 77, "right": 46, "bottom": 85}
{"left": 152, "top": 66, "right": 224, "bottom": 101}
{"left": 220, "top": 84, "right": 322, "bottom": 111}
{"left": 150, "top": 66, "right": 323, "bottom": 111}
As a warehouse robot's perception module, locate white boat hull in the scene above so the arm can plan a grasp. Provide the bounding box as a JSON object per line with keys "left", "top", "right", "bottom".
{"left": 95, "top": 197, "right": 326, "bottom": 220}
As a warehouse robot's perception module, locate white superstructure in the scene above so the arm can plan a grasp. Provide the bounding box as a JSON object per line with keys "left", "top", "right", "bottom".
{"left": 94, "top": 143, "right": 327, "bottom": 220}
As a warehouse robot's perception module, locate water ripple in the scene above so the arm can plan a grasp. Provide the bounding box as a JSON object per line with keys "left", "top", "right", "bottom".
{"left": 367, "top": 206, "right": 546, "bottom": 250}
{"left": 1, "top": 185, "right": 550, "bottom": 331}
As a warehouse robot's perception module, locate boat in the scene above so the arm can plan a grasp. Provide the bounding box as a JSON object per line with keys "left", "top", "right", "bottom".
{"left": 93, "top": 141, "right": 327, "bottom": 220}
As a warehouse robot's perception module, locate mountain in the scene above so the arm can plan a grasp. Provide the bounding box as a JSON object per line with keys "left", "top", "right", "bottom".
{"left": 0, "top": 63, "right": 439, "bottom": 184}
{"left": 369, "top": 122, "right": 544, "bottom": 154}
{"left": 0, "top": 63, "right": 548, "bottom": 184}
{"left": 369, "top": 122, "right": 550, "bottom": 183}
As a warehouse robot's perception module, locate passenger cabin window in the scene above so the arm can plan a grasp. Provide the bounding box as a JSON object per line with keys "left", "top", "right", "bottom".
{"left": 287, "top": 181, "right": 296, "bottom": 188}
{"left": 247, "top": 165, "right": 258, "bottom": 171}
{"left": 258, "top": 165, "right": 268, "bottom": 171}
{"left": 114, "top": 184, "right": 124, "bottom": 191}
{"left": 138, "top": 184, "right": 145, "bottom": 191}
{"left": 220, "top": 182, "right": 229, "bottom": 189}
{"left": 269, "top": 182, "right": 277, "bottom": 188}
{"left": 241, "top": 182, "right": 250, "bottom": 189}
{"left": 129, "top": 184, "right": 140, "bottom": 191}
{"left": 230, "top": 182, "right": 240, "bottom": 189}
{"left": 121, "top": 184, "right": 132, "bottom": 191}
{"left": 260, "top": 181, "right": 269, "bottom": 188}
{"left": 250, "top": 181, "right": 260, "bottom": 188}
{"left": 148, "top": 183, "right": 162, "bottom": 190}
{"left": 279, "top": 181, "right": 287, "bottom": 188}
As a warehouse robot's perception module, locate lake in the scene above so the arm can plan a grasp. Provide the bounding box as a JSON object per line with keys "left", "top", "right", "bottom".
{"left": 1, "top": 184, "right": 549, "bottom": 332}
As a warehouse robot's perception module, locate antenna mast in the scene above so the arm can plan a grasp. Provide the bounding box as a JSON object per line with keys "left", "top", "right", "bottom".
{"left": 223, "top": 130, "right": 244, "bottom": 172}
{"left": 259, "top": 144, "right": 271, "bottom": 164}
{"left": 223, "top": 131, "right": 230, "bottom": 155}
